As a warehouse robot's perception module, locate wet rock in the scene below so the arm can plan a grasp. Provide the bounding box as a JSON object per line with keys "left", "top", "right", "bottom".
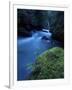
{"left": 41, "top": 36, "right": 49, "bottom": 40}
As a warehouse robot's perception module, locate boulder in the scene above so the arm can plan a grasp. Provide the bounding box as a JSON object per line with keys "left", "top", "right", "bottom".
{"left": 41, "top": 36, "right": 49, "bottom": 40}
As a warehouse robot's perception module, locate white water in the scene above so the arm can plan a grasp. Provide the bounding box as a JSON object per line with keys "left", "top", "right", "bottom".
{"left": 18, "top": 30, "right": 52, "bottom": 45}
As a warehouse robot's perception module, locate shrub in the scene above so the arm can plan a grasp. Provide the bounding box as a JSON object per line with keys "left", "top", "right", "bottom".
{"left": 29, "top": 47, "right": 64, "bottom": 80}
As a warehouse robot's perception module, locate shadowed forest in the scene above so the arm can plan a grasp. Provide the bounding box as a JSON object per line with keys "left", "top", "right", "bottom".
{"left": 17, "top": 9, "right": 64, "bottom": 80}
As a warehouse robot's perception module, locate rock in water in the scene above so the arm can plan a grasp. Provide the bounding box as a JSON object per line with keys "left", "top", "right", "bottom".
{"left": 41, "top": 36, "right": 49, "bottom": 40}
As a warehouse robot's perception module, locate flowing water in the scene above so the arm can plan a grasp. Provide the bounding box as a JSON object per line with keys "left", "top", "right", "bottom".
{"left": 17, "top": 29, "right": 62, "bottom": 80}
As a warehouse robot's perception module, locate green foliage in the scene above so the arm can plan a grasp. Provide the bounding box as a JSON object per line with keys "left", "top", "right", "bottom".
{"left": 48, "top": 11, "right": 64, "bottom": 42}
{"left": 29, "top": 47, "right": 64, "bottom": 80}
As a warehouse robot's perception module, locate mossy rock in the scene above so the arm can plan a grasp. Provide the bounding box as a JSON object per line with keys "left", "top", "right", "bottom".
{"left": 29, "top": 47, "right": 64, "bottom": 80}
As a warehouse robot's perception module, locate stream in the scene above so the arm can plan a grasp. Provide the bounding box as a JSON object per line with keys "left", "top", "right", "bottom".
{"left": 17, "top": 29, "right": 62, "bottom": 80}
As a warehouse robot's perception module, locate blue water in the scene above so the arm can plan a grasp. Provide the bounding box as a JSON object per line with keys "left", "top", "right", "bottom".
{"left": 17, "top": 30, "right": 62, "bottom": 80}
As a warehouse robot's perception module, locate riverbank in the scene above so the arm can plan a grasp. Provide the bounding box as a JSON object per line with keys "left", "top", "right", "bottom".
{"left": 28, "top": 47, "right": 64, "bottom": 80}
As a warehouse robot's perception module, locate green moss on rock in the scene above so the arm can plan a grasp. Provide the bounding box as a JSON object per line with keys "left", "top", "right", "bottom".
{"left": 29, "top": 47, "right": 64, "bottom": 80}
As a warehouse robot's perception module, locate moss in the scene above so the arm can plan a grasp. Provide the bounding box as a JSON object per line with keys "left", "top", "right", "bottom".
{"left": 29, "top": 47, "right": 64, "bottom": 80}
